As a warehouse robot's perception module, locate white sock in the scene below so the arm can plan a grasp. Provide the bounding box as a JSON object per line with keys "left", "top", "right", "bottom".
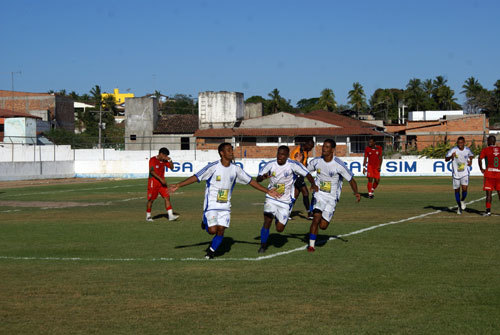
{"left": 167, "top": 209, "right": 174, "bottom": 216}
{"left": 309, "top": 239, "right": 316, "bottom": 248}
{"left": 146, "top": 212, "right": 151, "bottom": 219}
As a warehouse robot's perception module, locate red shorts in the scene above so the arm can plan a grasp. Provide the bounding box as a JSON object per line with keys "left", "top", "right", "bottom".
{"left": 483, "top": 177, "right": 500, "bottom": 191}
{"left": 147, "top": 179, "right": 169, "bottom": 200}
{"left": 367, "top": 165, "right": 380, "bottom": 179}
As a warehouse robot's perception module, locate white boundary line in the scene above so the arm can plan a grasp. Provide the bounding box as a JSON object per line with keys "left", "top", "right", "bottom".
{"left": 0, "top": 197, "right": 487, "bottom": 263}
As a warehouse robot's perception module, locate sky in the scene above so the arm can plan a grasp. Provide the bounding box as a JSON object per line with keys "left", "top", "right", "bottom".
{"left": 1, "top": 0, "right": 499, "bottom": 105}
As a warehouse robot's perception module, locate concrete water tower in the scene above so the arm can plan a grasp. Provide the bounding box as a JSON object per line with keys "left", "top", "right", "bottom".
{"left": 198, "top": 91, "right": 244, "bottom": 129}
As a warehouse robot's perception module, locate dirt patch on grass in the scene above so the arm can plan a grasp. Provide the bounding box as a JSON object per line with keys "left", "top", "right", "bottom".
{"left": 0, "top": 200, "right": 108, "bottom": 209}
{"left": 0, "top": 178, "right": 117, "bottom": 190}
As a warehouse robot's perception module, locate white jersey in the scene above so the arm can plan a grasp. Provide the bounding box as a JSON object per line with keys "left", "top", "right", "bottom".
{"left": 307, "top": 156, "right": 353, "bottom": 201}
{"left": 258, "top": 159, "right": 309, "bottom": 204}
{"left": 445, "top": 146, "right": 474, "bottom": 179}
{"left": 195, "top": 160, "right": 252, "bottom": 212}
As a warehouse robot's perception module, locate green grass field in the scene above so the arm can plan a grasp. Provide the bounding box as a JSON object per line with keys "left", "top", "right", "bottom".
{"left": 1, "top": 177, "right": 499, "bottom": 334}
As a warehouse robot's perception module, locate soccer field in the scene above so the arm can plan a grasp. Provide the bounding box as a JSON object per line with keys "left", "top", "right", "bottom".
{"left": 1, "top": 177, "right": 499, "bottom": 334}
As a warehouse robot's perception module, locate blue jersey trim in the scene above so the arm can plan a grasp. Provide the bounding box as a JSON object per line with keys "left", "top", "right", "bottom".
{"left": 195, "top": 161, "right": 219, "bottom": 180}
{"left": 334, "top": 157, "right": 354, "bottom": 177}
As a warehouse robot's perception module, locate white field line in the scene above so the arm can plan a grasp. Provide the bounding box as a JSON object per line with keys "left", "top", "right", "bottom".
{"left": 0, "top": 197, "right": 487, "bottom": 263}
{"left": 5, "top": 184, "right": 140, "bottom": 197}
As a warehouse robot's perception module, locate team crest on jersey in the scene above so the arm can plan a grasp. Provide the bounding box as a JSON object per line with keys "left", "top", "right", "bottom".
{"left": 216, "top": 175, "right": 221, "bottom": 181}
{"left": 329, "top": 171, "right": 334, "bottom": 177}
{"left": 317, "top": 169, "right": 321, "bottom": 174}
{"left": 284, "top": 171, "right": 289, "bottom": 177}
{"left": 272, "top": 171, "right": 276, "bottom": 177}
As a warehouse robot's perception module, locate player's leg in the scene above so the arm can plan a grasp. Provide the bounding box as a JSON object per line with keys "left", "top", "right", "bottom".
{"left": 483, "top": 177, "right": 493, "bottom": 216}
{"left": 367, "top": 177, "right": 373, "bottom": 198}
{"left": 146, "top": 186, "right": 159, "bottom": 221}
{"left": 372, "top": 177, "right": 380, "bottom": 193}
{"left": 460, "top": 178, "right": 468, "bottom": 211}
{"left": 146, "top": 199, "right": 154, "bottom": 221}
{"left": 159, "top": 187, "right": 178, "bottom": 221}
{"left": 205, "top": 211, "right": 230, "bottom": 259}
{"left": 308, "top": 209, "right": 322, "bottom": 252}
{"left": 258, "top": 213, "right": 273, "bottom": 253}
{"left": 452, "top": 178, "right": 462, "bottom": 214}
{"left": 301, "top": 185, "right": 312, "bottom": 219}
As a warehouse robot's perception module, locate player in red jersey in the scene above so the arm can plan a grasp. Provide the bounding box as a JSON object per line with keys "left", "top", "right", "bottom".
{"left": 478, "top": 135, "right": 500, "bottom": 216}
{"left": 146, "top": 147, "right": 179, "bottom": 222}
{"left": 362, "top": 137, "right": 383, "bottom": 199}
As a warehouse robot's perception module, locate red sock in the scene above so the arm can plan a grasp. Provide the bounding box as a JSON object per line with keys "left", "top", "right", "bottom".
{"left": 373, "top": 181, "right": 379, "bottom": 190}
{"left": 367, "top": 182, "right": 372, "bottom": 193}
{"left": 166, "top": 205, "right": 172, "bottom": 211}
{"left": 486, "top": 202, "right": 491, "bottom": 209}
{"left": 147, "top": 209, "right": 151, "bottom": 213}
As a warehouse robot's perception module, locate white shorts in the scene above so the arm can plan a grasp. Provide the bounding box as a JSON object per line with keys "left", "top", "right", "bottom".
{"left": 203, "top": 210, "right": 231, "bottom": 228}
{"left": 453, "top": 176, "right": 469, "bottom": 189}
{"left": 263, "top": 198, "right": 292, "bottom": 225}
{"left": 312, "top": 192, "right": 337, "bottom": 222}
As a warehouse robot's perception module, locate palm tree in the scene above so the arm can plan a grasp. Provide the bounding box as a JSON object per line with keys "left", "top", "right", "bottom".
{"left": 404, "top": 78, "right": 426, "bottom": 111}
{"left": 318, "top": 88, "right": 337, "bottom": 112}
{"left": 268, "top": 88, "right": 282, "bottom": 114}
{"left": 347, "top": 82, "right": 367, "bottom": 112}
{"left": 90, "top": 85, "right": 102, "bottom": 109}
{"left": 461, "top": 77, "right": 484, "bottom": 98}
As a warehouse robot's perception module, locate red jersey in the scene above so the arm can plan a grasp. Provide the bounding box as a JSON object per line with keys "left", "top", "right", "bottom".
{"left": 148, "top": 156, "right": 172, "bottom": 182}
{"left": 479, "top": 146, "right": 500, "bottom": 178}
{"left": 364, "top": 145, "right": 383, "bottom": 168}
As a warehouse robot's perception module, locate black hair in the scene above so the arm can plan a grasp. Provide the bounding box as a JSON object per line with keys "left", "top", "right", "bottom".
{"left": 324, "top": 139, "right": 336, "bottom": 148}
{"left": 159, "top": 147, "right": 170, "bottom": 156}
{"left": 218, "top": 142, "right": 232, "bottom": 154}
{"left": 369, "top": 136, "right": 376, "bottom": 142}
{"left": 305, "top": 138, "right": 314, "bottom": 145}
{"left": 487, "top": 135, "right": 496, "bottom": 144}
{"left": 277, "top": 145, "right": 290, "bottom": 154}
{"left": 457, "top": 136, "right": 465, "bottom": 142}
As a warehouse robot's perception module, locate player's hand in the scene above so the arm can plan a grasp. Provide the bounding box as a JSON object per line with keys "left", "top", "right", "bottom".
{"left": 267, "top": 188, "right": 281, "bottom": 198}
{"left": 169, "top": 184, "right": 179, "bottom": 193}
{"left": 452, "top": 153, "right": 456, "bottom": 159}
{"left": 311, "top": 184, "right": 319, "bottom": 193}
{"left": 362, "top": 168, "right": 366, "bottom": 175}
{"left": 354, "top": 193, "right": 361, "bottom": 202}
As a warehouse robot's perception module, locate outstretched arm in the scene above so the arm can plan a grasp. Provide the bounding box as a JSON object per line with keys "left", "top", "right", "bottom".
{"left": 349, "top": 178, "right": 361, "bottom": 202}
{"left": 169, "top": 175, "right": 198, "bottom": 193}
{"left": 256, "top": 173, "right": 269, "bottom": 183}
{"left": 249, "top": 179, "right": 281, "bottom": 198}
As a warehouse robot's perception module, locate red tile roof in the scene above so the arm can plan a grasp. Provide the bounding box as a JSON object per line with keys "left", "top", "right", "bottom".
{"left": 297, "top": 110, "right": 376, "bottom": 129}
{"left": 154, "top": 114, "right": 198, "bottom": 134}
{"left": 0, "top": 108, "right": 42, "bottom": 119}
{"left": 0, "top": 90, "right": 52, "bottom": 97}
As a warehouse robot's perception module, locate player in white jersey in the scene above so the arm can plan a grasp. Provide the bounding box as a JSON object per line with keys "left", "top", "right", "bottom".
{"left": 170, "top": 143, "right": 280, "bottom": 259}
{"left": 306, "top": 139, "right": 361, "bottom": 252}
{"left": 256, "top": 146, "right": 318, "bottom": 253}
{"left": 445, "top": 136, "right": 474, "bottom": 214}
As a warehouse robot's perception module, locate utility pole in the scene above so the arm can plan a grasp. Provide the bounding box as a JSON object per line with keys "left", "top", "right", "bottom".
{"left": 11, "top": 71, "right": 21, "bottom": 91}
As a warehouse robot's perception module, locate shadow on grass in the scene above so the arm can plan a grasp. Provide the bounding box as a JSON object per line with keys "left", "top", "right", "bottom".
{"left": 152, "top": 212, "right": 179, "bottom": 220}
{"left": 360, "top": 192, "right": 371, "bottom": 199}
{"left": 175, "top": 237, "right": 260, "bottom": 257}
{"left": 424, "top": 205, "right": 456, "bottom": 213}
{"left": 290, "top": 210, "right": 308, "bottom": 219}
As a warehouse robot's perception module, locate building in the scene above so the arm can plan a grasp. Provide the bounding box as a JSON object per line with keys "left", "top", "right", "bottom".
{"left": 0, "top": 90, "right": 74, "bottom": 132}
{"left": 102, "top": 88, "right": 134, "bottom": 105}
{"left": 408, "top": 110, "right": 464, "bottom": 121}
{"left": 386, "top": 114, "right": 488, "bottom": 151}
{"left": 0, "top": 108, "right": 42, "bottom": 143}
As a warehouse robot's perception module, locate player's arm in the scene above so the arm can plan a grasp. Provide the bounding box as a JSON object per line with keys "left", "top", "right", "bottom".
{"left": 306, "top": 173, "right": 318, "bottom": 193}
{"left": 362, "top": 150, "right": 368, "bottom": 174}
{"left": 256, "top": 173, "right": 269, "bottom": 183}
{"left": 169, "top": 175, "right": 198, "bottom": 193}
{"left": 477, "top": 153, "right": 485, "bottom": 174}
{"left": 378, "top": 148, "right": 383, "bottom": 171}
{"left": 349, "top": 178, "right": 361, "bottom": 202}
{"left": 445, "top": 149, "right": 455, "bottom": 162}
{"left": 248, "top": 179, "right": 281, "bottom": 198}
{"left": 150, "top": 167, "right": 166, "bottom": 186}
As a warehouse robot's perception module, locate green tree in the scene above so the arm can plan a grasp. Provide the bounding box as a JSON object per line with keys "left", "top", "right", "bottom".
{"left": 296, "top": 97, "right": 319, "bottom": 112}
{"left": 267, "top": 88, "right": 292, "bottom": 115}
{"left": 317, "top": 88, "right": 337, "bottom": 112}
{"left": 90, "top": 85, "right": 102, "bottom": 110}
{"left": 347, "top": 82, "right": 367, "bottom": 112}
{"left": 404, "top": 78, "right": 426, "bottom": 111}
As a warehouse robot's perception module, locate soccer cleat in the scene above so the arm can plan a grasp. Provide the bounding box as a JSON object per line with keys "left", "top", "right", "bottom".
{"left": 205, "top": 249, "right": 215, "bottom": 259}
{"left": 307, "top": 246, "right": 315, "bottom": 252}
{"left": 483, "top": 210, "right": 491, "bottom": 217}
{"left": 369, "top": 193, "right": 374, "bottom": 199}
{"left": 460, "top": 201, "right": 466, "bottom": 211}
{"left": 168, "top": 214, "right": 179, "bottom": 221}
{"left": 288, "top": 216, "right": 294, "bottom": 221}
{"left": 307, "top": 212, "right": 313, "bottom": 220}
{"left": 258, "top": 244, "right": 267, "bottom": 254}
{"left": 146, "top": 217, "right": 154, "bottom": 222}
{"left": 457, "top": 208, "right": 462, "bottom": 215}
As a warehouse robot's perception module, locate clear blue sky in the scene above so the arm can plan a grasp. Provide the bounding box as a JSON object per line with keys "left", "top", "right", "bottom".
{"left": 1, "top": 0, "right": 499, "bottom": 105}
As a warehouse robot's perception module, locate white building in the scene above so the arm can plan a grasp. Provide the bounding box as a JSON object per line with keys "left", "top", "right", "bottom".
{"left": 408, "top": 110, "right": 463, "bottom": 121}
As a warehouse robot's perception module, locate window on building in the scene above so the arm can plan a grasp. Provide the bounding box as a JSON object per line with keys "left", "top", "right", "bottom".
{"left": 266, "top": 137, "right": 279, "bottom": 143}
{"left": 240, "top": 137, "right": 257, "bottom": 146}
{"left": 181, "top": 137, "right": 190, "bottom": 150}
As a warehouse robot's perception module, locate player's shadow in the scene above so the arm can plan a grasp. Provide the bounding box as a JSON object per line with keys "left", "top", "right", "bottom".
{"left": 252, "top": 232, "right": 314, "bottom": 248}
{"left": 464, "top": 208, "right": 483, "bottom": 215}
{"left": 289, "top": 210, "right": 306, "bottom": 219}
{"left": 360, "top": 192, "right": 370, "bottom": 199}
{"left": 174, "top": 237, "right": 259, "bottom": 257}
{"left": 424, "top": 205, "right": 456, "bottom": 213}
{"left": 152, "top": 212, "right": 180, "bottom": 220}
{"left": 315, "top": 234, "right": 349, "bottom": 248}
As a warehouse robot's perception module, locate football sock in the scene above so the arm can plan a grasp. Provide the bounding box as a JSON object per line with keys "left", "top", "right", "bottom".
{"left": 486, "top": 201, "right": 491, "bottom": 209}
{"left": 461, "top": 191, "right": 467, "bottom": 201}
{"left": 146, "top": 210, "right": 151, "bottom": 218}
{"left": 309, "top": 233, "right": 317, "bottom": 248}
{"left": 210, "top": 235, "right": 224, "bottom": 251}
{"left": 167, "top": 208, "right": 174, "bottom": 216}
{"left": 373, "top": 181, "right": 379, "bottom": 190}
{"left": 455, "top": 192, "right": 461, "bottom": 206}
{"left": 303, "top": 196, "right": 310, "bottom": 212}
{"left": 260, "top": 227, "right": 270, "bottom": 244}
